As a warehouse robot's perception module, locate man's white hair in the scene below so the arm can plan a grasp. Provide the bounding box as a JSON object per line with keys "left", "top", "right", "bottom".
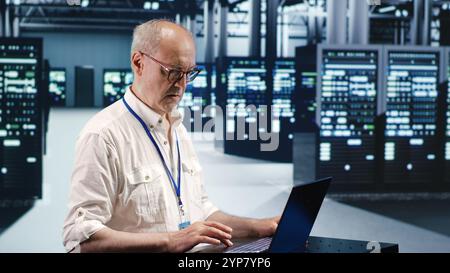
{"left": 130, "top": 18, "right": 192, "bottom": 57}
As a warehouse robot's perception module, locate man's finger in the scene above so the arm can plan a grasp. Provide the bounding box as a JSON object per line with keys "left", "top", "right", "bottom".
{"left": 221, "top": 239, "right": 233, "bottom": 247}
{"left": 198, "top": 236, "right": 221, "bottom": 246}
{"left": 203, "top": 226, "right": 232, "bottom": 240}
{"left": 273, "top": 216, "right": 281, "bottom": 224}
{"left": 204, "top": 221, "right": 233, "bottom": 234}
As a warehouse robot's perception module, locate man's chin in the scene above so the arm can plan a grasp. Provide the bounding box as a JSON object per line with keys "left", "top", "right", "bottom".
{"left": 162, "top": 96, "right": 182, "bottom": 111}
{"left": 163, "top": 103, "right": 178, "bottom": 114}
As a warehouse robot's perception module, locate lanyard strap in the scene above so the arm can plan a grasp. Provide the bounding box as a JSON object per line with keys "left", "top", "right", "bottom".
{"left": 122, "top": 97, "right": 183, "bottom": 206}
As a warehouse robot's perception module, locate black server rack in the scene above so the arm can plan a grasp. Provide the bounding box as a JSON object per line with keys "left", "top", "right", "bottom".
{"left": 49, "top": 68, "right": 67, "bottom": 107}
{"left": 316, "top": 45, "right": 382, "bottom": 191}
{"left": 103, "top": 69, "right": 133, "bottom": 107}
{"left": 0, "top": 38, "right": 43, "bottom": 199}
{"left": 75, "top": 66, "right": 94, "bottom": 107}
{"left": 381, "top": 46, "right": 443, "bottom": 189}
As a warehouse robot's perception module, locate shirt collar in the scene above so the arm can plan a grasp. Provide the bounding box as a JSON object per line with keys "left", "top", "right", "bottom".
{"left": 123, "top": 86, "right": 183, "bottom": 133}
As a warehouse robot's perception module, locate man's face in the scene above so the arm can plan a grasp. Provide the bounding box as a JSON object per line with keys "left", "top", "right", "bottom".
{"left": 139, "top": 32, "right": 196, "bottom": 115}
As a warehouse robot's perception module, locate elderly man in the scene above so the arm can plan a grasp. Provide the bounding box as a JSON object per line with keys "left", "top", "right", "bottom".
{"left": 63, "top": 19, "right": 279, "bottom": 253}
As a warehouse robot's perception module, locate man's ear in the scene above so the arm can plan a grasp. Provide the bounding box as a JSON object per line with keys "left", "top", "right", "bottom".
{"left": 131, "top": 52, "right": 143, "bottom": 76}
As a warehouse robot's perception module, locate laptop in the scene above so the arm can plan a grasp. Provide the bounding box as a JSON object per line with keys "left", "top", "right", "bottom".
{"left": 225, "top": 177, "right": 331, "bottom": 253}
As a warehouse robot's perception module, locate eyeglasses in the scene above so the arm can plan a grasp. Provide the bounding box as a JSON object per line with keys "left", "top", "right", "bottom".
{"left": 139, "top": 51, "right": 202, "bottom": 84}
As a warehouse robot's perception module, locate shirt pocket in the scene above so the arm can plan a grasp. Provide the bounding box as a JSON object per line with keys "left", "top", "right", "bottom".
{"left": 183, "top": 160, "right": 203, "bottom": 192}
{"left": 124, "top": 165, "right": 166, "bottom": 223}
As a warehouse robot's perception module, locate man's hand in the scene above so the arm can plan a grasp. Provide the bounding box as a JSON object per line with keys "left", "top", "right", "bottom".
{"left": 206, "top": 211, "right": 281, "bottom": 239}
{"left": 252, "top": 216, "right": 281, "bottom": 238}
{"left": 166, "top": 221, "right": 234, "bottom": 253}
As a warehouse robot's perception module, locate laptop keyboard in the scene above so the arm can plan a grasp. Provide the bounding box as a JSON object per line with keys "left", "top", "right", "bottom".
{"left": 225, "top": 237, "right": 273, "bottom": 253}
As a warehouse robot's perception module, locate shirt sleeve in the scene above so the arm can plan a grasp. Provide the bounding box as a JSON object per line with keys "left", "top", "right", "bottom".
{"left": 62, "top": 132, "right": 119, "bottom": 253}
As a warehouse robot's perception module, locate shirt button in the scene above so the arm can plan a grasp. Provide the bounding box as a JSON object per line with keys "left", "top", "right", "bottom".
{"left": 163, "top": 141, "right": 167, "bottom": 145}
{"left": 150, "top": 125, "right": 154, "bottom": 129}
{"left": 158, "top": 118, "right": 162, "bottom": 124}
{"left": 145, "top": 175, "right": 150, "bottom": 181}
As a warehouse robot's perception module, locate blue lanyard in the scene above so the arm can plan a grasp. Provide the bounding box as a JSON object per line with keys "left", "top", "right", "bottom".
{"left": 122, "top": 97, "right": 183, "bottom": 207}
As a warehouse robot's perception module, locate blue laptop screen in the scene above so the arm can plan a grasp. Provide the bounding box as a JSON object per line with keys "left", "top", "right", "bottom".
{"left": 269, "top": 178, "right": 331, "bottom": 253}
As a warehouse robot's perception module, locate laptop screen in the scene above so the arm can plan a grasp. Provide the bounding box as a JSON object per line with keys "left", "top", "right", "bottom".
{"left": 269, "top": 177, "right": 331, "bottom": 253}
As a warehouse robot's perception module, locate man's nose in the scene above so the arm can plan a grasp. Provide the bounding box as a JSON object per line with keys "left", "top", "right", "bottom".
{"left": 174, "top": 73, "right": 188, "bottom": 90}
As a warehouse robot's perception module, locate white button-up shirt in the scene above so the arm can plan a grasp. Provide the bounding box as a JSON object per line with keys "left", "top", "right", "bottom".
{"left": 63, "top": 87, "right": 218, "bottom": 252}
